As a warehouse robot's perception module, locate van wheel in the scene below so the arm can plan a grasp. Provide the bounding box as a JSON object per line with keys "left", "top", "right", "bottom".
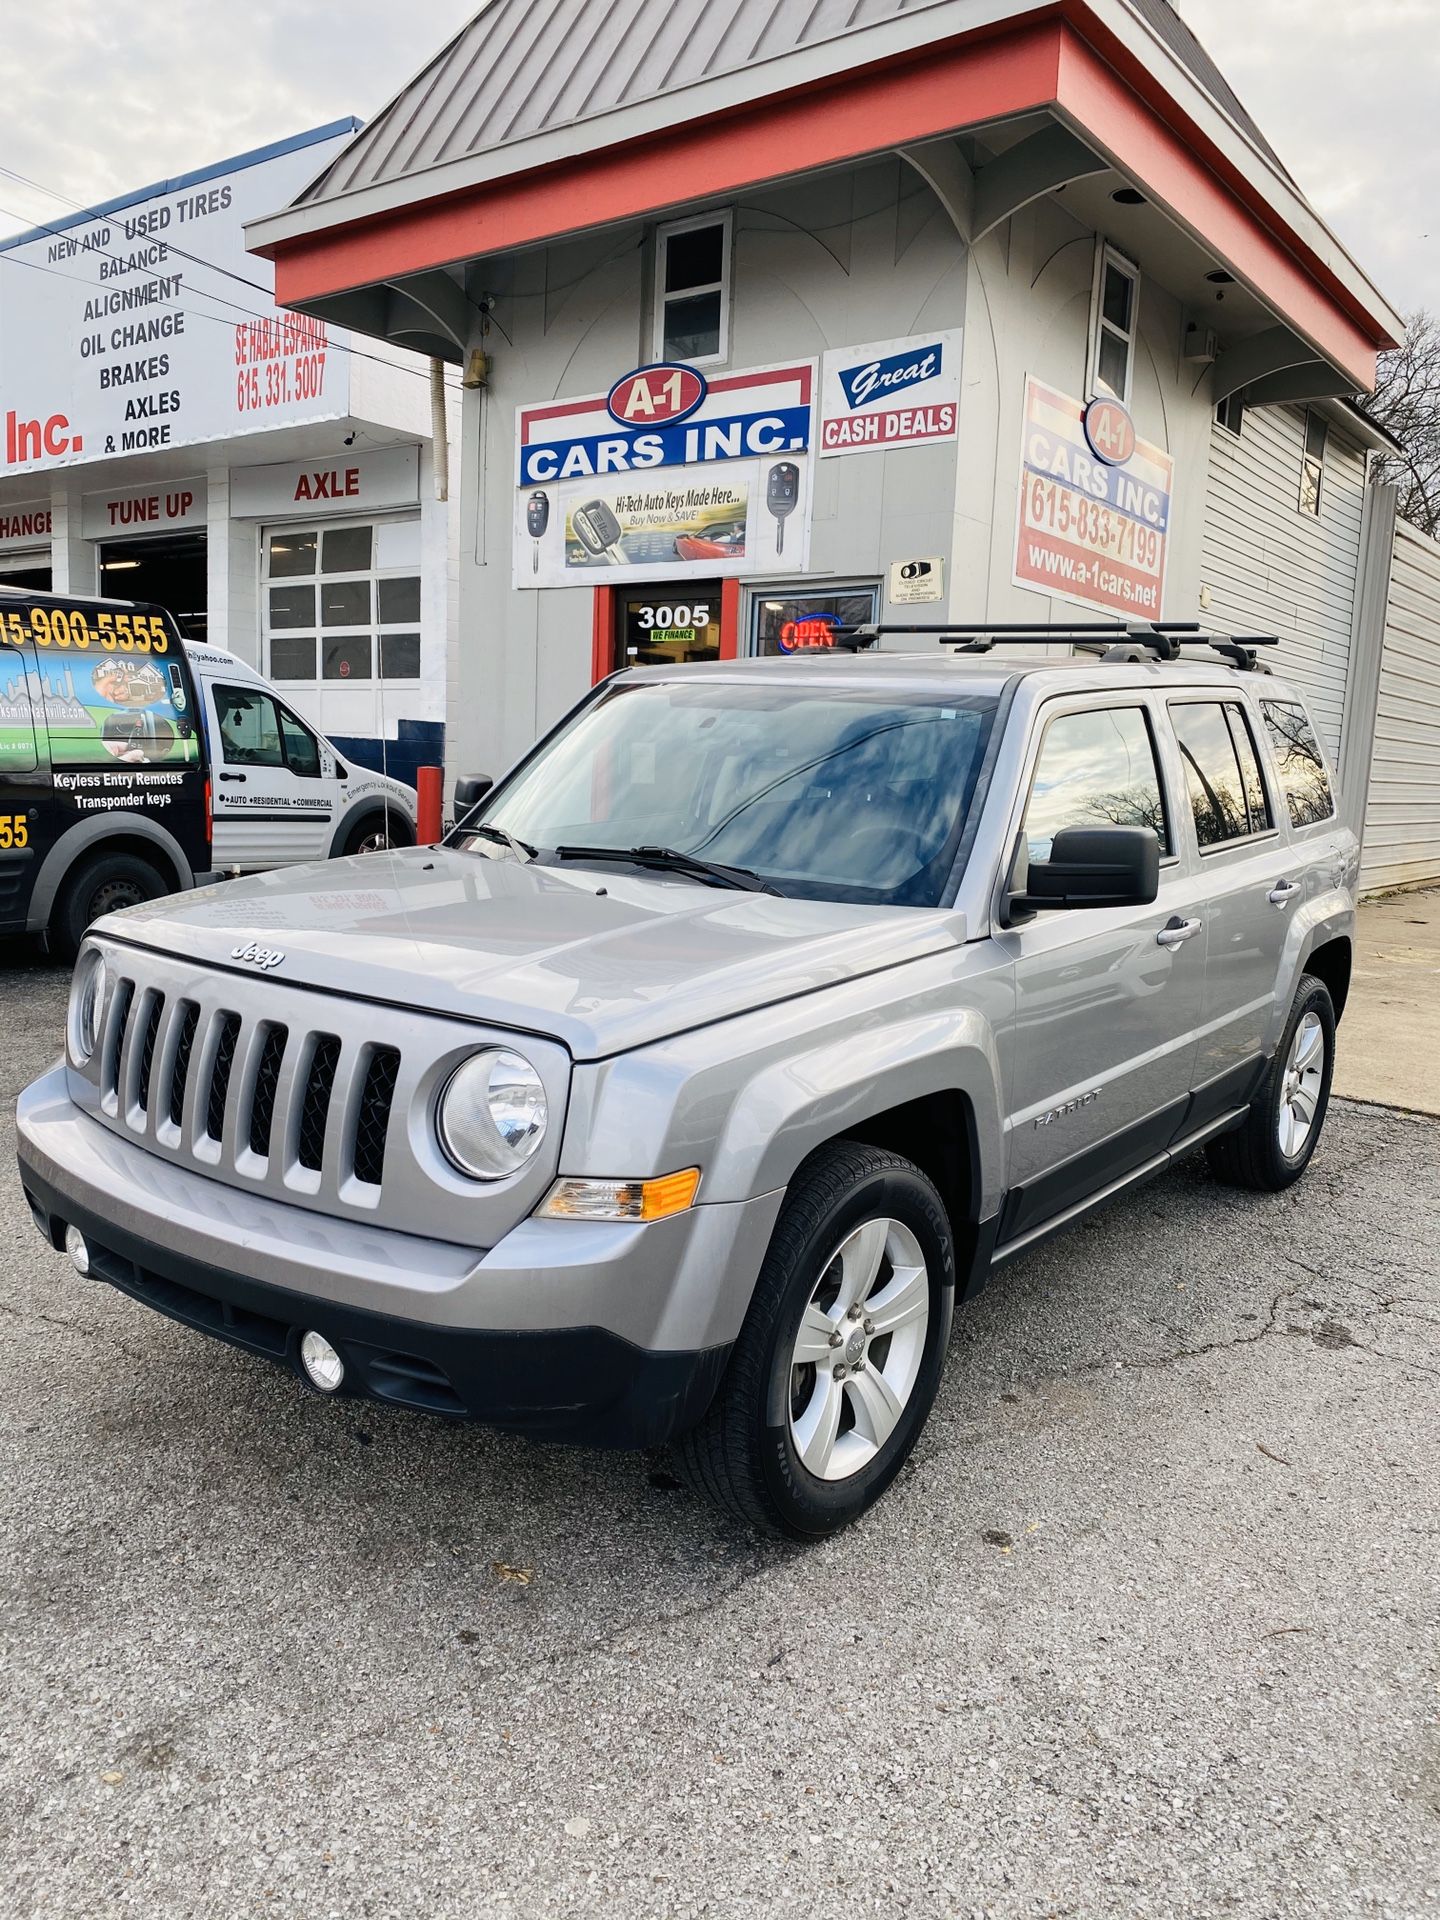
{"left": 1206, "top": 974, "right": 1336, "bottom": 1192}
{"left": 50, "top": 852, "right": 167, "bottom": 962}
{"left": 673, "top": 1141, "right": 955, "bottom": 1539}
{"left": 342, "top": 813, "right": 413, "bottom": 857}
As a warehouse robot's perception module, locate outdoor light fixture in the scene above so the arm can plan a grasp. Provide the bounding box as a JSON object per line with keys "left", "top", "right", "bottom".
{"left": 1206, "top": 270, "right": 1235, "bottom": 285}
{"left": 1112, "top": 188, "right": 1146, "bottom": 206}
{"left": 299, "top": 1330, "right": 345, "bottom": 1393}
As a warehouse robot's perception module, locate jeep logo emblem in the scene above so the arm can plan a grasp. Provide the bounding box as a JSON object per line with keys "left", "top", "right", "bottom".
{"left": 231, "top": 941, "right": 285, "bottom": 971}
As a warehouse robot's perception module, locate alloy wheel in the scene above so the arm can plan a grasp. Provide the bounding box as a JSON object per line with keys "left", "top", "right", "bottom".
{"left": 787, "top": 1216, "right": 930, "bottom": 1482}
{"left": 1278, "top": 1010, "right": 1326, "bottom": 1157}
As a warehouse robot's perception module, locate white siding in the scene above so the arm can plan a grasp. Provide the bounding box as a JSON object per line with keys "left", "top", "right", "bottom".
{"left": 1201, "top": 405, "right": 1367, "bottom": 761}
{"left": 1361, "top": 519, "right": 1440, "bottom": 893}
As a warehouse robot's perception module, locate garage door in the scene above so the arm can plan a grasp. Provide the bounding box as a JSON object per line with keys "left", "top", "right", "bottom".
{"left": 1361, "top": 519, "right": 1440, "bottom": 893}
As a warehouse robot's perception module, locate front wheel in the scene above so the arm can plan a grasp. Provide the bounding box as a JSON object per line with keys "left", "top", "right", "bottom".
{"left": 1206, "top": 973, "right": 1336, "bottom": 1192}
{"left": 673, "top": 1141, "right": 955, "bottom": 1538}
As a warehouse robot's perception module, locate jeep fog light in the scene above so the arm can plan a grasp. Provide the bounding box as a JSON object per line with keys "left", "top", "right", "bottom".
{"left": 65, "top": 1224, "right": 91, "bottom": 1276}
{"left": 69, "top": 948, "right": 107, "bottom": 1064}
{"left": 299, "top": 1330, "right": 345, "bottom": 1393}
{"left": 537, "top": 1168, "right": 701, "bottom": 1223}
{"left": 438, "top": 1049, "right": 547, "bottom": 1180}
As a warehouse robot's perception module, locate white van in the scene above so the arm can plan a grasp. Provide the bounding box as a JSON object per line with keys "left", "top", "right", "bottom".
{"left": 184, "top": 643, "right": 417, "bottom": 873}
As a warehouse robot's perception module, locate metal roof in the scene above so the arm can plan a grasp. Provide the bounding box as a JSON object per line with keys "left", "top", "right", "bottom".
{"left": 296, "top": 0, "right": 1280, "bottom": 208}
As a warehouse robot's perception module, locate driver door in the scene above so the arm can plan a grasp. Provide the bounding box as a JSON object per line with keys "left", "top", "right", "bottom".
{"left": 997, "top": 695, "right": 1206, "bottom": 1249}
{"left": 205, "top": 680, "right": 334, "bottom": 870}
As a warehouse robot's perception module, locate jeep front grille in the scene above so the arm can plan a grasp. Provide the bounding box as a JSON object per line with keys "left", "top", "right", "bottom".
{"left": 99, "top": 979, "right": 403, "bottom": 1204}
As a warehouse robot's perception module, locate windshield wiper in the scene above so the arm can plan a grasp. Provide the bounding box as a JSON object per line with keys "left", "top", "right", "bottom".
{"left": 553, "top": 844, "right": 783, "bottom": 896}
{"left": 467, "top": 823, "right": 538, "bottom": 861}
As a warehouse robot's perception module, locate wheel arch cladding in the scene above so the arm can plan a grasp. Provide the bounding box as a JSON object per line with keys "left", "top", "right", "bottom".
{"left": 29, "top": 819, "right": 188, "bottom": 932}
{"left": 1303, "top": 934, "right": 1352, "bottom": 1022}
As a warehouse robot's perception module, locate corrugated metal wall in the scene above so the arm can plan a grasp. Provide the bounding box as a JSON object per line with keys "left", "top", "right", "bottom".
{"left": 1200, "top": 405, "right": 1367, "bottom": 761}
{"left": 1361, "top": 519, "right": 1440, "bottom": 893}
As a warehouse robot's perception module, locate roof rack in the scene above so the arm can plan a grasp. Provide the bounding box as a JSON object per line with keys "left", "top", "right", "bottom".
{"left": 837, "top": 621, "right": 1281, "bottom": 672}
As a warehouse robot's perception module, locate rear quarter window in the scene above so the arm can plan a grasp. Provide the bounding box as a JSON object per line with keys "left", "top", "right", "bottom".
{"left": 1261, "top": 700, "right": 1335, "bottom": 828}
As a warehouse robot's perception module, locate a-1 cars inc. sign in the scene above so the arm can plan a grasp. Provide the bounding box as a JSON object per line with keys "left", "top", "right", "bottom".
{"left": 514, "top": 360, "right": 815, "bottom": 589}
{"left": 1013, "top": 378, "right": 1174, "bottom": 618}
{"left": 0, "top": 123, "right": 357, "bottom": 478}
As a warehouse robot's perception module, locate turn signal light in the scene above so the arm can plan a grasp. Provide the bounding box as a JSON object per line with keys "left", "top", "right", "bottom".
{"left": 537, "top": 1168, "right": 701, "bottom": 1223}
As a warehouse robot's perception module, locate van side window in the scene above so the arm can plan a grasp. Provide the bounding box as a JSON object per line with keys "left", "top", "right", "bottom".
{"left": 1, "top": 645, "right": 40, "bottom": 773}
{"left": 279, "top": 707, "right": 322, "bottom": 779}
{"left": 214, "top": 686, "right": 285, "bottom": 768}
{"left": 1022, "top": 706, "right": 1169, "bottom": 862}
{"left": 1261, "top": 699, "right": 1335, "bottom": 827}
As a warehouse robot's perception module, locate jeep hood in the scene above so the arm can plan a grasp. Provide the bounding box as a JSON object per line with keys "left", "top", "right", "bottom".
{"left": 102, "top": 847, "right": 965, "bottom": 1058}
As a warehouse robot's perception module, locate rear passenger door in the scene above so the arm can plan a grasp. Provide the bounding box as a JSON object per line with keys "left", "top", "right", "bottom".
{"left": 1166, "top": 695, "right": 1293, "bottom": 1125}
{"left": 206, "top": 681, "right": 334, "bottom": 871}
{"left": 999, "top": 695, "right": 1206, "bottom": 1247}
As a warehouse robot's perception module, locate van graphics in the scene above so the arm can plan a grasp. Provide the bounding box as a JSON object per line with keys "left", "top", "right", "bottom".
{"left": 818, "top": 330, "right": 963, "bottom": 457}
{"left": 1013, "top": 378, "right": 1174, "bottom": 618}
{"left": 514, "top": 360, "right": 814, "bottom": 587}
{"left": 16, "top": 652, "right": 200, "bottom": 770}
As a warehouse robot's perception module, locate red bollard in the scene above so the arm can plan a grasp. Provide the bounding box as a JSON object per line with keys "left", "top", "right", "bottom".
{"left": 416, "top": 765, "right": 444, "bottom": 845}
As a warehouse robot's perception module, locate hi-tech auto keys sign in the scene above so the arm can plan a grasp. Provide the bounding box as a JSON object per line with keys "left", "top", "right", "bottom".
{"left": 514, "top": 359, "right": 815, "bottom": 588}
{"left": 1013, "top": 379, "right": 1174, "bottom": 617}
{"left": 818, "top": 330, "right": 962, "bottom": 456}
{"left": 0, "top": 125, "right": 356, "bottom": 478}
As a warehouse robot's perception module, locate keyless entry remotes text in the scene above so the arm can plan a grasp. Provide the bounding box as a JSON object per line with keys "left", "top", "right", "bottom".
{"left": 766, "top": 462, "right": 800, "bottom": 554}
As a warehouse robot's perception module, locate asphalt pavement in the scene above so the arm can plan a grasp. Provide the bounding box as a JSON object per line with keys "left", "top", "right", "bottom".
{"left": 2, "top": 940, "right": 1437, "bottom": 1920}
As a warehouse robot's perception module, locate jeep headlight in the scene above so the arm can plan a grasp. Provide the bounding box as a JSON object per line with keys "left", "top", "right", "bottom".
{"left": 69, "top": 947, "right": 107, "bottom": 1065}
{"left": 437, "top": 1049, "right": 547, "bottom": 1180}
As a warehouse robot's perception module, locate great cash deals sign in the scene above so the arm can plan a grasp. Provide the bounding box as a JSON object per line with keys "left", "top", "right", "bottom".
{"left": 514, "top": 359, "right": 816, "bottom": 588}
{"left": 818, "top": 330, "right": 962, "bottom": 456}
{"left": 1012, "top": 378, "right": 1174, "bottom": 618}
{"left": 0, "top": 125, "right": 357, "bottom": 479}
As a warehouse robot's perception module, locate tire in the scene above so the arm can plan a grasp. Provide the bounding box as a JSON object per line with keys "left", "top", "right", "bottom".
{"left": 1206, "top": 973, "right": 1336, "bottom": 1192}
{"left": 673, "top": 1140, "right": 956, "bottom": 1539}
{"left": 50, "top": 851, "right": 167, "bottom": 962}
{"left": 341, "top": 811, "right": 414, "bottom": 858}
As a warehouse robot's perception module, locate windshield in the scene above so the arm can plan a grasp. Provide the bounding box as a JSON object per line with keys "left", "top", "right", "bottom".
{"left": 462, "top": 677, "right": 998, "bottom": 907}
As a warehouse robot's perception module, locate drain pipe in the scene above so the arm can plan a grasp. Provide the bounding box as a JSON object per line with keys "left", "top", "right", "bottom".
{"left": 430, "top": 357, "right": 449, "bottom": 501}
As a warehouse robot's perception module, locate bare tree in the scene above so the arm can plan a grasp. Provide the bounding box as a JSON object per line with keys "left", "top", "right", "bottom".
{"left": 1367, "top": 309, "right": 1440, "bottom": 539}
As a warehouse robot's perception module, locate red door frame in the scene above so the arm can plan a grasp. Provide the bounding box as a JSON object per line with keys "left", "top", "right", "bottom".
{"left": 590, "top": 579, "right": 742, "bottom": 684}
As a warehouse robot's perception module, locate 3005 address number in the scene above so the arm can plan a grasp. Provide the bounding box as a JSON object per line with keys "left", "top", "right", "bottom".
{"left": 0, "top": 608, "right": 170, "bottom": 653}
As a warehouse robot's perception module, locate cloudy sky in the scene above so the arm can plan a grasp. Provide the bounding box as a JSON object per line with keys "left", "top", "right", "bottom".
{"left": 0, "top": 0, "right": 1434, "bottom": 316}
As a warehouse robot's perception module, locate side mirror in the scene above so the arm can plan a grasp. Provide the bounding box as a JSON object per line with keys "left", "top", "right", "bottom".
{"left": 1008, "top": 826, "right": 1160, "bottom": 919}
{"left": 453, "top": 774, "right": 493, "bottom": 820}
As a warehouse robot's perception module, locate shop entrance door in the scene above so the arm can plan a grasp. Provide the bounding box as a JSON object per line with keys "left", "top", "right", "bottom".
{"left": 620, "top": 583, "right": 723, "bottom": 668}
{"left": 99, "top": 531, "right": 208, "bottom": 640}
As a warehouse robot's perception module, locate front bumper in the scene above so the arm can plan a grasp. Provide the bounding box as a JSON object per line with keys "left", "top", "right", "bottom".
{"left": 17, "top": 1063, "right": 784, "bottom": 1447}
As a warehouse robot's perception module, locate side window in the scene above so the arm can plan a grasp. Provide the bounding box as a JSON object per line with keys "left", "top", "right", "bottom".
{"left": 1299, "top": 410, "right": 1328, "bottom": 516}
{"left": 279, "top": 706, "right": 322, "bottom": 779}
{"left": 653, "top": 212, "right": 732, "bottom": 364}
{"left": 1224, "top": 705, "right": 1272, "bottom": 834}
{"left": 1089, "top": 244, "right": 1140, "bottom": 405}
{"left": 1170, "top": 702, "right": 1273, "bottom": 846}
{"left": 214, "top": 685, "right": 284, "bottom": 768}
{"left": 0, "top": 640, "right": 40, "bottom": 773}
{"left": 1262, "top": 699, "right": 1335, "bottom": 827}
{"left": 1022, "top": 706, "right": 1168, "bottom": 864}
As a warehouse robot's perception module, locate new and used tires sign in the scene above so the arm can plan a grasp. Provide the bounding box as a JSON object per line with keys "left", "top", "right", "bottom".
{"left": 513, "top": 361, "right": 816, "bottom": 588}
{"left": 1013, "top": 378, "right": 1174, "bottom": 619}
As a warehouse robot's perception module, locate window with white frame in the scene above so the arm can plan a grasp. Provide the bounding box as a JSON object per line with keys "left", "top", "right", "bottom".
{"left": 263, "top": 515, "right": 422, "bottom": 686}
{"left": 653, "top": 211, "right": 732, "bottom": 365}
{"left": 1215, "top": 394, "right": 1245, "bottom": 437}
{"left": 1298, "top": 410, "right": 1328, "bottom": 516}
{"left": 1089, "top": 244, "right": 1141, "bottom": 405}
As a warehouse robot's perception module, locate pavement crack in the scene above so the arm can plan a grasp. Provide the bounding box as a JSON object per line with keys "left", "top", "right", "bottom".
{"left": 0, "top": 1298, "right": 151, "bottom": 1365}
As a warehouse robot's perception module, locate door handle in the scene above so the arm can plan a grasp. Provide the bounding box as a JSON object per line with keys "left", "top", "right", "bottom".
{"left": 1156, "top": 916, "right": 1203, "bottom": 949}
{"left": 1268, "top": 879, "right": 1300, "bottom": 907}
{"left": 219, "top": 772, "right": 247, "bottom": 783}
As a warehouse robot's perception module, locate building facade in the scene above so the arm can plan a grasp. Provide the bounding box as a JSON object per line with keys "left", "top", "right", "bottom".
{"left": 0, "top": 123, "right": 456, "bottom": 788}
{"left": 247, "top": 1, "right": 1404, "bottom": 798}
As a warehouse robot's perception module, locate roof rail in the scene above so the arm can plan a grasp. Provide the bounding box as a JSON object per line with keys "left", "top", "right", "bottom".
{"left": 839, "top": 621, "right": 1281, "bottom": 672}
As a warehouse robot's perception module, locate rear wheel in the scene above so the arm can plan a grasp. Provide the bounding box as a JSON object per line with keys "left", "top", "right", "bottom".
{"left": 49, "top": 852, "right": 167, "bottom": 962}
{"left": 673, "top": 1141, "right": 955, "bottom": 1538}
{"left": 1206, "top": 973, "right": 1336, "bottom": 1192}
{"left": 342, "top": 811, "right": 413, "bottom": 857}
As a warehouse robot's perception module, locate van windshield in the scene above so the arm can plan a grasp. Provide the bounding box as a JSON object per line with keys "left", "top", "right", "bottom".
{"left": 463, "top": 678, "right": 998, "bottom": 907}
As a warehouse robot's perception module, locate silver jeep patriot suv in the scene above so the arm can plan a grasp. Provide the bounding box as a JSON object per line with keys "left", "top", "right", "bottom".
{"left": 17, "top": 625, "right": 1356, "bottom": 1537}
